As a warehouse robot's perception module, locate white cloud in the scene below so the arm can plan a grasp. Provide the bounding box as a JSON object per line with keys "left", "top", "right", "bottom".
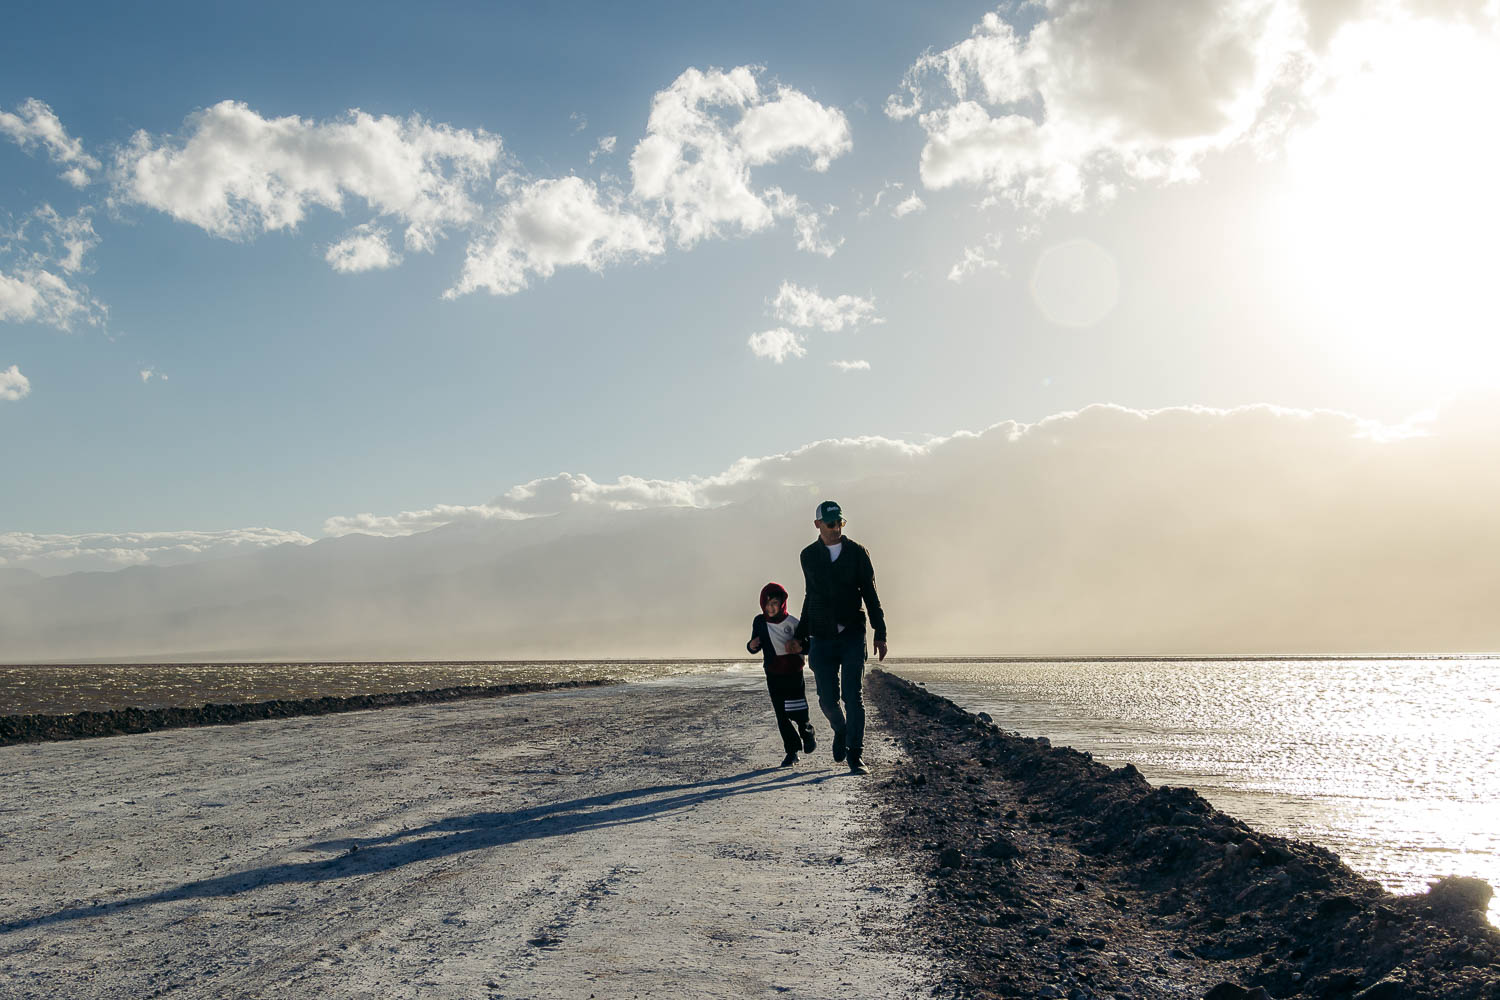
{"left": 764, "top": 188, "right": 842, "bottom": 256}
{"left": 139, "top": 367, "right": 169, "bottom": 383}
{"left": 891, "top": 192, "right": 926, "bottom": 218}
{"left": 771, "top": 281, "right": 879, "bottom": 331}
{"left": 107, "top": 69, "right": 849, "bottom": 297}
{"left": 630, "top": 66, "right": 852, "bottom": 247}
{"left": 0, "top": 205, "right": 106, "bottom": 331}
{"left": 325, "top": 223, "right": 401, "bottom": 273}
{"left": 0, "top": 98, "right": 101, "bottom": 186}
{"left": 887, "top": 3, "right": 1307, "bottom": 208}
{"left": 23, "top": 205, "right": 99, "bottom": 273}
{"left": 0, "top": 527, "right": 314, "bottom": 576}
{"left": 747, "top": 327, "right": 807, "bottom": 363}
{"left": 448, "top": 175, "right": 662, "bottom": 297}
{"left": 890, "top": 2, "right": 1500, "bottom": 211}
{"left": 114, "top": 100, "right": 504, "bottom": 252}
{"left": 733, "top": 86, "right": 852, "bottom": 170}
{"left": 324, "top": 503, "right": 528, "bottom": 538}
{"left": 588, "top": 135, "right": 617, "bottom": 163}
{"left": 0, "top": 364, "right": 30, "bottom": 401}
{"left": 831, "top": 359, "right": 871, "bottom": 372}
{"left": 0, "top": 267, "right": 106, "bottom": 330}
{"left": 947, "top": 235, "right": 1004, "bottom": 282}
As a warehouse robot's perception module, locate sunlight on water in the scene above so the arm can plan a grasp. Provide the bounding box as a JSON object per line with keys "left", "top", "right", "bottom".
{"left": 885, "top": 657, "right": 1500, "bottom": 926}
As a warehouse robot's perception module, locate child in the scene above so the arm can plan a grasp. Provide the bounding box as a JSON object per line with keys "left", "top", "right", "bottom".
{"left": 746, "top": 582, "right": 817, "bottom": 767}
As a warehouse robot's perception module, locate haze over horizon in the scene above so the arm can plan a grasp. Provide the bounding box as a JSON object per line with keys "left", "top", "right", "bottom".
{"left": 5, "top": 1, "right": 1500, "bottom": 659}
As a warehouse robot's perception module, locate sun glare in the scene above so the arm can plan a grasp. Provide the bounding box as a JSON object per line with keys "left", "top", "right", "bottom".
{"left": 1276, "top": 17, "right": 1500, "bottom": 390}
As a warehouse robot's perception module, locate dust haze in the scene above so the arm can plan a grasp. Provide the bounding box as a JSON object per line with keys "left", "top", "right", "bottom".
{"left": 5, "top": 399, "right": 1500, "bottom": 661}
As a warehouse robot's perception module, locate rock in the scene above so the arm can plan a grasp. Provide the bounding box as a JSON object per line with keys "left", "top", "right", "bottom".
{"left": 1038, "top": 986, "right": 1064, "bottom": 998}
{"left": 1352, "top": 967, "right": 1408, "bottom": 1000}
{"left": 1170, "top": 811, "right": 1201, "bottom": 827}
{"left": 980, "top": 835, "right": 1020, "bottom": 860}
{"left": 1317, "top": 894, "right": 1359, "bottom": 916}
{"left": 1202, "top": 985, "right": 1271, "bottom": 1000}
{"left": 938, "top": 847, "right": 964, "bottom": 869}
{"left": 977, "top": 711, "right": 993, "bottom": 723}
{"left": 1426, "top": 876, "right": 1493, "bottom": 914}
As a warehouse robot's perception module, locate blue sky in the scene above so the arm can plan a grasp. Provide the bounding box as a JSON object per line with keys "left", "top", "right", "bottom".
{"left": 4, "top": 0, "right": 1499, "bottom": 569}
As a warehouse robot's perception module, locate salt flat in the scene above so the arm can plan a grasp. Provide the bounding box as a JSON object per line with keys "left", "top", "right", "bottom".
{"left": 0, "top": 677, "right": 930, "bottom": 999}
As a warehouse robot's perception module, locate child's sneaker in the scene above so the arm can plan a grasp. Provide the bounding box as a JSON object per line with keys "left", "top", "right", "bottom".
{"left": 799, "top": 723, "right": 817, "bottom": 754}
{"left": 779, "top": 752, "right": 799, "bottom": 768}
{"left": 847, "top": 753, "right": 868, "bottom": 775}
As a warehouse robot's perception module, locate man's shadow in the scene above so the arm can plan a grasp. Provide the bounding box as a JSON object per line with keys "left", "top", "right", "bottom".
{"left": 2, "top": 766, "right": 843, "bottom": 934}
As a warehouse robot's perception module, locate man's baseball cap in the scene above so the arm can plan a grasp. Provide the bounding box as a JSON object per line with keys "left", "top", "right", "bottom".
{"left": 815, "top": 500, "right": 844, "bottom": 524}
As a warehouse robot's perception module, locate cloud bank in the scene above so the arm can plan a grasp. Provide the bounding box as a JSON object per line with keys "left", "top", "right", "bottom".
{"left": 0, "top": 527, "right": 314, "bottom": 576}
{"left": 6, "top": 398, "right": 1500, "bottom": 660}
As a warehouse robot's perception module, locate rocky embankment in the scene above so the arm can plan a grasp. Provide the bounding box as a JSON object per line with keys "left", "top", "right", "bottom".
{"left": 0, "top": 679, "right": 618, "bottom": 746}
{"left": 866, "top": 669, "right": 1499, "bottom": 1000}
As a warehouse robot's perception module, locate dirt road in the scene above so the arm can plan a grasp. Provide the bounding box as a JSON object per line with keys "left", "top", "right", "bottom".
{"left": 0, "top": 672, "right": 931, "bottom": 999}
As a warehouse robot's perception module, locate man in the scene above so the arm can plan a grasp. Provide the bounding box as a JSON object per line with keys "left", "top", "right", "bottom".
{"left": 787, "top": 500, "right": 887, "bottom": 775}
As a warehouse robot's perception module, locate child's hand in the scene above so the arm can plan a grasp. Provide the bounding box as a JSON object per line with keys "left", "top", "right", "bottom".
{"left": 786, "top": 639, "right": 802, "bottom": 654}
{"left": 748, "top": 637, "right": 761, "bottom": 651}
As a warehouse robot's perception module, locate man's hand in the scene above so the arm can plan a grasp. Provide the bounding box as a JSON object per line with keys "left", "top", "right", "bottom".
{"left": 786, "top": 639, "right": 803, "bottom": 654}
{"left": 748, "top": 637, "right": 761, "bottom": 652}
{"left": 874, "top": 640, "right": 888, "bottom": 662}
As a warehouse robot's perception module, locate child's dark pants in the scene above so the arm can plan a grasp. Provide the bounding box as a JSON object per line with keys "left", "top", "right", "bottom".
{"left": 764, "top": 670, "right": 810, "bottom": 755}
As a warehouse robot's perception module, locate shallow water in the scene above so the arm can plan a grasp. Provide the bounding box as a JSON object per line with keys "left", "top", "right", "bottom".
{"left": 882, "top": 657, "right": 1500, "bottom": 926}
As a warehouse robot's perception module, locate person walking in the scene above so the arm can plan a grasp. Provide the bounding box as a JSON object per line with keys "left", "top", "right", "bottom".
{"left": 787, "top": 500, "right": 887, "bottom": 775}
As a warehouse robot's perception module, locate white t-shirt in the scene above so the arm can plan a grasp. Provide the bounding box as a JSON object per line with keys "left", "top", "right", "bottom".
{"left": 825, "top": 540, "right": 845, "bottom": 630}
{"left": 764, "top": 614, "right": 800, "bottom": 655}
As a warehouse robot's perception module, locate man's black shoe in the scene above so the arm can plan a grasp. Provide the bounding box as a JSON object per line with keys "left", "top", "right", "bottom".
{"left": 780, "top": 752, "right": 798, "bottom": 768}
{"left": 832, "top": 730, "right": 847, "bottom": 763}
{"left": 847, "top": 754, "right": 868, "bottom": 775}
{"left": 800, "top": 724, "right": 817, "bottom": 754}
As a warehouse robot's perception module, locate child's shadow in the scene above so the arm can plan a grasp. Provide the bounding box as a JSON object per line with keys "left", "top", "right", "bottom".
{"left": 1, "top": 766, "right": 841, "bottom": 934}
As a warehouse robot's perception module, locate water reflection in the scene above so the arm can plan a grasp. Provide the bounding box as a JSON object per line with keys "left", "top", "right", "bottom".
{"left": 886, "top": 657, "right": 1500, "bottom": 927}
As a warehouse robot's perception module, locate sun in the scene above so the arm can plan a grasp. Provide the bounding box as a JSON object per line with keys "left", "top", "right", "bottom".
{"left": 1274, "top": 15, "right": 1500, "bottom": 390}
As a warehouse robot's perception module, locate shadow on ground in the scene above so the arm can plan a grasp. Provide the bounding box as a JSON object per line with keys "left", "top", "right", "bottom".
{"left": 2, "top": 765, "right": 843, "bottom": 933}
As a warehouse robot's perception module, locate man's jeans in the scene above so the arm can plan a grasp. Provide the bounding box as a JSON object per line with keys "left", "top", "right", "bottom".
{"left": 808, "top": 630, "right": 866, "bottom": 755}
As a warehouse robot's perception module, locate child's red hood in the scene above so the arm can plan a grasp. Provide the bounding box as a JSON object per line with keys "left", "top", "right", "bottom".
{"left": 759, "top": 581, "right": 789, "bottom": 620}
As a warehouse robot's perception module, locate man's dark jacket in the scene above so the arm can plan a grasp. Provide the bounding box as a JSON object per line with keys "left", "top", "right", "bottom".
{"left": 792, "top": 536, "right": 886, "bottom": 646}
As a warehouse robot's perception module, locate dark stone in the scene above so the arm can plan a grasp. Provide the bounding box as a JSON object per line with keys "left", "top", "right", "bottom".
{"left": 981, "top": 835, "right": 1020, "bottom": 860}
{"left": 1352, "top": 968, "right": 1409, "bottom": 1000}
{"left": 1202, "top": 985, "right": 1269, "bottom": 1000}
{"left": 1426, "top": 876, "right": 1493, "bottom": 914}
{"left": 1317, "top": 895, "right": 1359, "bottom": 917}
